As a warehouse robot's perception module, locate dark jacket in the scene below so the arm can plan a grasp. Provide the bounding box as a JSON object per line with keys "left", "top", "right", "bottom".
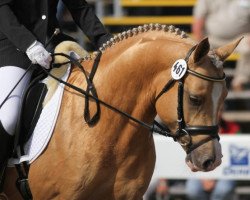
{"left": 0, "top": 0, "right": 112, "bottom": 68}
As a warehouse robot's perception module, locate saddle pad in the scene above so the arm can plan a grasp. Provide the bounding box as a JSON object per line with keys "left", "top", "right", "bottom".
{"left": 9, "top": 64, "right": 71, "bottom": 165}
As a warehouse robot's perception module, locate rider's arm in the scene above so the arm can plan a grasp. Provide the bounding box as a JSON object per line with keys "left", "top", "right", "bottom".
{"left": 0, "top": 1, "right": 36, "bottom": 52}
{"left": 0, "top": 1, "right": 51, "bottom": 68}
{"left": 62, "top": 0, "right": 112, "bottom": 49}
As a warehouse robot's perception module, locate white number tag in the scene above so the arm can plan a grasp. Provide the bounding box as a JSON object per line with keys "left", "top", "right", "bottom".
{"left": 171, "top": 59, "right": 188, "bottom": 80}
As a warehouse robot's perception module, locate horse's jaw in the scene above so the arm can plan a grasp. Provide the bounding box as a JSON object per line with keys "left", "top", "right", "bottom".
{"left": 185, "top": 139, "right": 223, "bottom": 172}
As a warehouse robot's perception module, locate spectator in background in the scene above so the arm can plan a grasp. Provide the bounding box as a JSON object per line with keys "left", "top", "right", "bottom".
{"left": 147, "top": 178, "right": 170, "bottom": 200}
{"left": 192, "top": 0, "right": 250, "bottom": 91}
{"left": 186, "top": 179, "right": 236, "bottom": 200}
{"left": 185, "top": 106, "right": 240, "bottom": 200}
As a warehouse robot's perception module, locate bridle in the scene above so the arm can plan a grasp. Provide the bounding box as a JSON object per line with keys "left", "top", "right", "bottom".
{"left": 154, "top": 45, "right": 226, "bottom": 154}
{"left": 40, "top": 44, "right": 226, "bottom": 155}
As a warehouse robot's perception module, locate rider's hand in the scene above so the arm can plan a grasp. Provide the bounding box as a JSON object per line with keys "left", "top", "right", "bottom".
{"left": 26, "top": 41, "right": 52, "bottom": 69}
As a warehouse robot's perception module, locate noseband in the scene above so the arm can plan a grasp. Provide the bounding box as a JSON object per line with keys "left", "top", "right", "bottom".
{"left": 154, "top": 45, "right": 226, "bottom": 154}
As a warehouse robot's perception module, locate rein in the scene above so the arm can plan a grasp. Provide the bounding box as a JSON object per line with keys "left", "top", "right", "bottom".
{"left": 42, "top": 52, "right": 162, "bottom": 134}
{"left": 42, "top": 45, "right": 225, "bottom": 154}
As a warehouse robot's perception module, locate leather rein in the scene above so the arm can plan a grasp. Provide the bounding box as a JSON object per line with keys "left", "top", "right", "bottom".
{"left": 43, "top": 45, "right": 225, "bottom": 154}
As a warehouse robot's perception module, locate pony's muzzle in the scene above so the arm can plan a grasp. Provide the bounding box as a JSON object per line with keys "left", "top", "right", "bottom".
{"left": 186, "top": 148, "right": 220, "bottom": 172}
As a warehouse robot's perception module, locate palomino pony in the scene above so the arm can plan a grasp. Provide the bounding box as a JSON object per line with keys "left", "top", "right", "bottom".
{"left": 3, "top": 24, "right": 240, "bottom": 200}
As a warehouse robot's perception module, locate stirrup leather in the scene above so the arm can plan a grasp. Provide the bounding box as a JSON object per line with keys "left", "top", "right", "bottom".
{"left": 0, "top": 121, "right": 13, "bottom": 192}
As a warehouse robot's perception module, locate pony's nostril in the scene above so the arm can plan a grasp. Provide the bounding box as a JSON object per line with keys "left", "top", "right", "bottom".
{"left": 202, "top": 159, "right": 214, "bottom": 170}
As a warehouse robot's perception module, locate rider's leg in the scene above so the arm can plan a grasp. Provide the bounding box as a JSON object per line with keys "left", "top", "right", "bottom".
{"left": 0, "top": 66, "right": 32, "bottom": 191}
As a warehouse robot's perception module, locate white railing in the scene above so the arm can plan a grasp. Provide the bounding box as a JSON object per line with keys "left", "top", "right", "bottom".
{"left": 144, "top": 134, "right": 250, "bottom": 199}
{"left": 151, "top": 134, "right": 250, "bottom": 180}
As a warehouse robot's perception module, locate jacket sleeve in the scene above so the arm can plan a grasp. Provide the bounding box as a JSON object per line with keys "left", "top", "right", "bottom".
{"left": 0, "top": 3, "right": 36, "bottom": 52}
{"left": 62, "top": 0, "right": 112, "bottom": 49}
{"left": 0, "top": 0, "right": 11, "bottom": 6}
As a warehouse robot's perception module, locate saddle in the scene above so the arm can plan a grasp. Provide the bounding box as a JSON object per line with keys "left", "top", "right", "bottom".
{"left": 11, "top": 65, "right": 70, "bottom": 199}
{"left": 10, "top": 41, "right": 89, "bottom": 199}
{"left": 16, "top": 71, "right": 48, "bottom": 148}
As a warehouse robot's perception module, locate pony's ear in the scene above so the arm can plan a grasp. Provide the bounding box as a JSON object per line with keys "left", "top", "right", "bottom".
{"left": 214, "top": 37, "right": 243, "bottom": 61}
{"left": 193, "top": 37, "right": 210, "bottom": 63}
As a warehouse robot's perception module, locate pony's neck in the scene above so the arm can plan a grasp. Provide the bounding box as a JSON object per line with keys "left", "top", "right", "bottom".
{"left": 70, "top": 30, "right": 195, "bottom": 141}
{"left": 95, "top": 32, "right": 193, "bottom": 125}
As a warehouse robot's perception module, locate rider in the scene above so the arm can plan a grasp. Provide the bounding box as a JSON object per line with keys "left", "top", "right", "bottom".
{"left": 0, "top": 0, "right": 112, "bottom": 189}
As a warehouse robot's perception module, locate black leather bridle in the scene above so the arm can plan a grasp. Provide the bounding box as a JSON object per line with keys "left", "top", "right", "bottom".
{"left": 41, "top": 45, "right": 226, "bottom": 155}
{"left": 154, "top": 45, "right": 226, "bottom": 154}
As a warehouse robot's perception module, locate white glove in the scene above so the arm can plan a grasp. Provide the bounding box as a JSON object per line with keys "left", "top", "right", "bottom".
{"left": 26, "top": 41, "right": 52, "bottom": 69}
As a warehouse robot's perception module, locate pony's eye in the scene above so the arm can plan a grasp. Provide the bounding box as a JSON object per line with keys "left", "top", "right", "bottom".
{"left": 189, "top": 95, "right": 202, "bottom": 106}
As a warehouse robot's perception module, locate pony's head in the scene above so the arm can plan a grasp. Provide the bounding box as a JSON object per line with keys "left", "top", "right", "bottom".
{"left": 155, "top": 37, "right": 241, "bottom": 172}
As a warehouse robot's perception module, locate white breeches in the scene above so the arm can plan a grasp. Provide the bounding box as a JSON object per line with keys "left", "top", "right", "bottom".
{"left": 0, "top": 66, "right": 32, "bottom": 135}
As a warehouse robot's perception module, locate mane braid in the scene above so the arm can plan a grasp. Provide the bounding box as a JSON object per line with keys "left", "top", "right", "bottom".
{"left": 91, "top": 23, "right": 189, "bottom": 58}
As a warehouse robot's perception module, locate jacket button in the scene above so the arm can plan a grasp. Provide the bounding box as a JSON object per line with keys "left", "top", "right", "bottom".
{"left": 42, "top": 15, "right": 46, "bottom": 20}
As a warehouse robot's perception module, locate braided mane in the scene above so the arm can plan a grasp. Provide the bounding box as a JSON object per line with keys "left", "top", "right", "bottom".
{"left": 84, "top": 24, "right": 190, "bottom": 61}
